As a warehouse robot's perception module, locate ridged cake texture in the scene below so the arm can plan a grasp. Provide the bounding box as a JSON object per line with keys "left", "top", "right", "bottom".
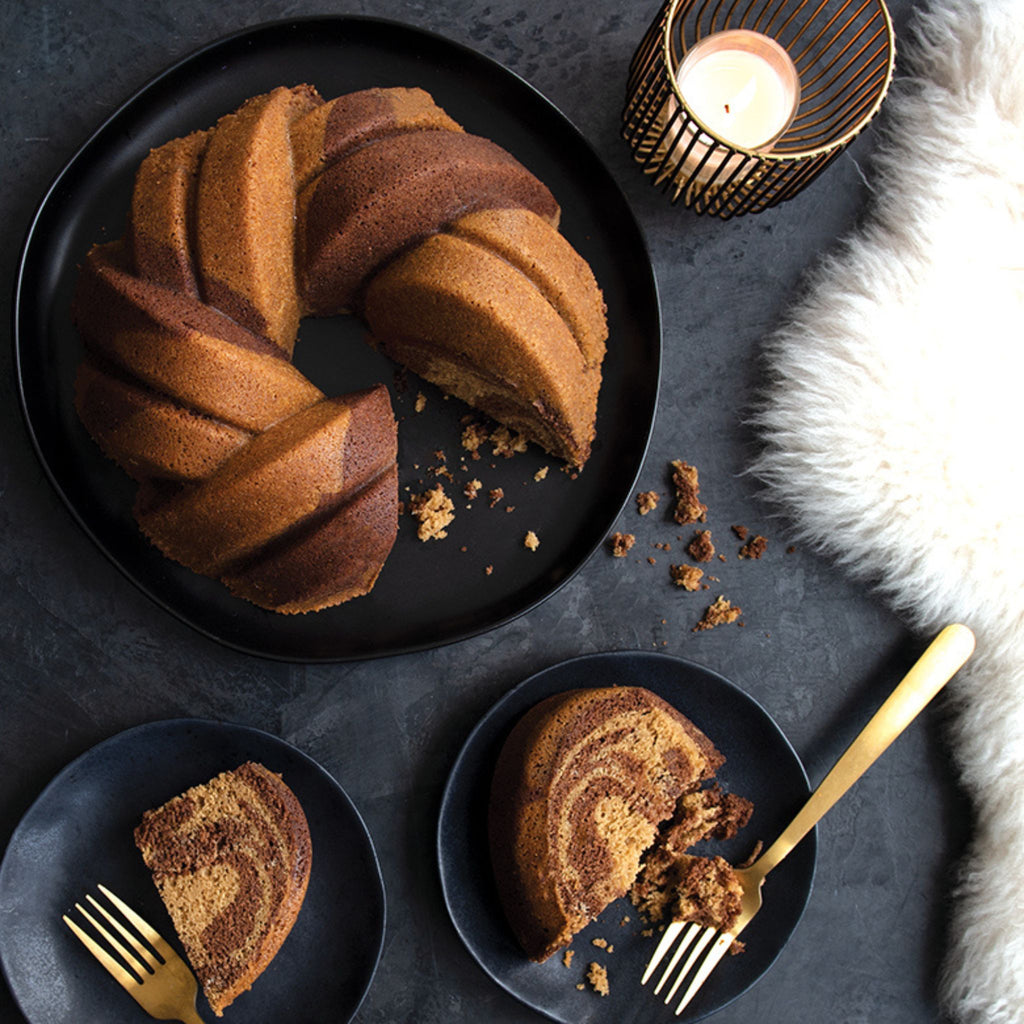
{"left": 72, "top": 83, "right": 607, "bottom": 611}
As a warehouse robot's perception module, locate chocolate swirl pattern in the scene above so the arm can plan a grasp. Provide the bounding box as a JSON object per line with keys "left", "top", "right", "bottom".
{"left": 134, "top": 762, "right": 312, "bottom": 1017}
{"left": 72, "top": 84, "right": 607, "bottom": 612}
{"left": 488, "top": 687, "right": 724, "bottom": 962}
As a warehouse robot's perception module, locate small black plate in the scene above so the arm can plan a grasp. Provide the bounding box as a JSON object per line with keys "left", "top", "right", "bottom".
{"left": 0, "top": 719, "right": 385, "bottom": 1024}
{"left": 13, "top": 16, "right": 661, "bottom": 662}
{"left": 437, "top": 651, "right": 815, "bottom": 1022}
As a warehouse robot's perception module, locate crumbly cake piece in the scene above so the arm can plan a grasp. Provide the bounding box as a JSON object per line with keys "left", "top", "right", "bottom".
{"left": 670, "top": 460, "right": 708, "bottom": 524}
{"left": 687, "top": 530, "right": 715, "bottom": 562}
{"left": 631, "top": 785, "right": 753, "bottom": 921}
{"left": 609, "top": 532, "right": 635, "bottom": 557}
{"left": 669, "top": 855, "right": 745, "bottom": 932}
{"left": 636, "top": 490, "right": 659, "bottom": 515}
{"left": 586, "top": 961, "right": 610, "bottom": 996}
{"left": 670, "top": 563, "right": 704, "bottom": 590}
{"left": 409, "top": 484, "right": 454, "bottom": 540}
{"left": 489, "top": 687, "right": 724, "bottom": 962}
{"left": 739, "top": 534, "right": 768, "bottom": 559}
{"left": 134, "top": 762, "right": 311, "bottom": 1016}
{"left": 694, "top": 595, "right": 742, "bottom": 632}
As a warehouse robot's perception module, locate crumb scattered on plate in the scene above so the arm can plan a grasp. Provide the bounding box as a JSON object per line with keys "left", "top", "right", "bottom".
{"left": 586, "top": 961, "right": 609, "bottom": 996}
{"left": 409, "top": 485, "right": 454, "bottom": 541}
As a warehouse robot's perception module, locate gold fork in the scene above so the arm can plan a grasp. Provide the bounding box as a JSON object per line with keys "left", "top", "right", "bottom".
{"left": 643, "top": 622, "right": 976, "bottom": 1016}
{"left": 62, "top": 884, "right": 206, "bottom": 1024}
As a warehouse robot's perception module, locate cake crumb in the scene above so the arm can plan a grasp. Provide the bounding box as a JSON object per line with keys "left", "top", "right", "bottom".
{"left": 636, "top": 490, "right": 659, "bottom": 515}
{"left": 488, "top": 487, "right": 504, "bottom": 509}
{"left": 739, "top": 534, "right": 768, "bottom": 560}
{"left": 687, "top": 530, "right": 715, "bottom": 562}
{"left": 484, "top": 564, "right": 494, "bottom": 576}
{"left": 414, "top": 392, "right": 427, "bottom": 413}
{"left": 464, "top": 478, "right": 482, "bottom": 501}
{"left": 409, "top": 485, "right": 454, "bottom": 541}
{"left": 490, "top": 426, "right": 529, "bottom": 458}
{"left": 591, "top": 937, "right": 614, "bottom": 952}
{"left": 670, "top": 564, "right": 704, "bottom": 591}
{"left": 787, "top": 545, "right": 797, "bottom": 554}
{"left": 694, "top": 596, "right": 742, "bottom": 632}
{"left": 586, "top": 962, "right": 609, "bottom": 997}
{"left": 534, "top": 466, "right": 549, "bottom": 482}
{"left": 563, "top": 949, "right": 574, "bottom": 968}
{"left": 524, "top": 531, "right": 540, "bottom": 551}
{"left": 610, "top": 532, "right": 635, "bottom": 557}
{"left": 671, "top": 460, "right": 708, "bottom": 524}
{"left": 620, "top": 915, "right": 631, "bottom": 926}
{"left": 647, "top": 556, "right": 656, "bottom": 566}
{"left": 575, "top": 983, "right": 585, "bottom": 991}
{"left": 461, "top": 421, "right": 489, "bottom": 454}
{"left": 731, "top": 524, "right": 749, "bottom": 540}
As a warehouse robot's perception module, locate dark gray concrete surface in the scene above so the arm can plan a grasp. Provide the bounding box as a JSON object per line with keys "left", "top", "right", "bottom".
{"left": 1, "top": 2, "right": 968, "bottom": 1022}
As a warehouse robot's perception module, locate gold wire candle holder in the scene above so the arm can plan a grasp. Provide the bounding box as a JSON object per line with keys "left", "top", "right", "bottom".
{"left": 622, "top": 0, "right": 896, "bottom": 217}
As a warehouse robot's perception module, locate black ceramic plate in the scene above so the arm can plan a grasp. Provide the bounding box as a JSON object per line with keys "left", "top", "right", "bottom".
{"left": 437, "top": 651, "right": 816, "bottom": 1022}
{"left": 0, "top": 719, "right": 385, "bottom": 1024}
{"left": 13, "top": 16, "right": 661, "bottom": 662}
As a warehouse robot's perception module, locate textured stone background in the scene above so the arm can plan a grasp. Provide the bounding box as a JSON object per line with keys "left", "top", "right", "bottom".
{"left": 1, "top": 1, "right": 968, "bottom": 1022}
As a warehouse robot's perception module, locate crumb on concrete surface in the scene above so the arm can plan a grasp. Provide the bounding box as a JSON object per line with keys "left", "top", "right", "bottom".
{"left": 739, "top": 535, "right": 768, "bottom": 559}
{"left": 670, "top": 564, "right": 704, "bottom": 591}
{"left": 671, "top": 460, "right": 708, "bottom": 524}
{"left": 694, "top": 595, "right": 742, "bottom": 632}
{"left": 687, "top": 530, "right": 715, "bottom": 562}
{"left": 636, "top": 490, "right": 659, "bottom": 515}
{"left": 610, "top": 532, "right": 635, "bottom": 557}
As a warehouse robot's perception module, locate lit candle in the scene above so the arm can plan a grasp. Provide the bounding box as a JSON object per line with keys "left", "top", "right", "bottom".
{"left": 666, "top": 29, "right": 799, "bottom": 186}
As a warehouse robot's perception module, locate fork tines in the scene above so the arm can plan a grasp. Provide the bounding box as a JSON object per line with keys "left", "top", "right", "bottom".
{"left": 642, "top": 920, "right": 735, "bottom": 1015}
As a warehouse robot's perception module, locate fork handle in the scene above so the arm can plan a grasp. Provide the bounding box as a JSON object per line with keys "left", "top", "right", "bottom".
{"left": 753, "top": 623, "right": 975, "bottom": 879}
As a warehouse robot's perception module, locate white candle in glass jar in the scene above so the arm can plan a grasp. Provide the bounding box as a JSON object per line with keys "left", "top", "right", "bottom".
{"left": 667, "top": 29, "right": 800, "bottom": 184}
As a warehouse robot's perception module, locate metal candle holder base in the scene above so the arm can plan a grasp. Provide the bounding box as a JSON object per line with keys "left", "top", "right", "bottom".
{"left": 623, "top": 0, "right": 895, "bottom": 217}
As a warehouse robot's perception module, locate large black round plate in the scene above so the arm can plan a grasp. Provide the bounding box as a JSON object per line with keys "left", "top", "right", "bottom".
{"left": 13, "top": 16, "right": 661, "bottom": 662}
{"left": 438, "top": 651, "right": 816, "bottom": 1022}
{"left": 0, "top": 719, "right": 385, "bottom": 1024}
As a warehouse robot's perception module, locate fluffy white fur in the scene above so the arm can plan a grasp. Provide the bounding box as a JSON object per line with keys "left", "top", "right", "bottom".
{"left": 750, "top": 1, "right": 1024, "bottom": 1020}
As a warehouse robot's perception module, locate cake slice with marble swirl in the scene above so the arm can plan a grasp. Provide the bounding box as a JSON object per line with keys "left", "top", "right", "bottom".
{"left": 364, "top": 208, "right": 606, "bottom": 466}
{"left": 488, "top": 686, "right": 724, "bottom": 962}
{"left": 195, "top": 84, "right": 323, "bottom": 355}
{"left": 134, "top": 762, "right": 312, "bottom": 1017}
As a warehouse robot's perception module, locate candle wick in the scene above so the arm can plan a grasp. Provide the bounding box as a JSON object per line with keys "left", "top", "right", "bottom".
{"left": 724, "top": 103, "right": 730, "bottom": 114}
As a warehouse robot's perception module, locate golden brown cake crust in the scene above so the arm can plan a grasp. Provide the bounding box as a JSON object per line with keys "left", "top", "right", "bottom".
{"left": 488, "top": 686, "right": 724, "bottom": 962}
{"left": 134, "top": 762, "right": 312, "bottom": 1016}
{"left": 72, "top": 83, "right": 607, "bottom": 611}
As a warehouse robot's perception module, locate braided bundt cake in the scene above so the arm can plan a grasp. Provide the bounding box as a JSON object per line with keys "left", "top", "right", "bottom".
{"left": 72, "top": 84, "right": 607, "bottom": 613}
{"left": 488, "top": 686, "right": 727, "bottom": 962}
{"left": 134, "top": 762, "right": 312, "bottom": 1016}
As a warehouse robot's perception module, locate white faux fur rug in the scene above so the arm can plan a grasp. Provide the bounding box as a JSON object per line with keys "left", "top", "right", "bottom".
{"left": 750, "top": 0, "right": 1024, "bottom": 1021}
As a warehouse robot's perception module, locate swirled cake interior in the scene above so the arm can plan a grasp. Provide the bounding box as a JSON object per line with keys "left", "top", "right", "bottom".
{"left": 134, "top": 762, "right": 312, "bottom": 1016}
{"left": 488, "top": 686, "right": 751, "bottom": 962}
